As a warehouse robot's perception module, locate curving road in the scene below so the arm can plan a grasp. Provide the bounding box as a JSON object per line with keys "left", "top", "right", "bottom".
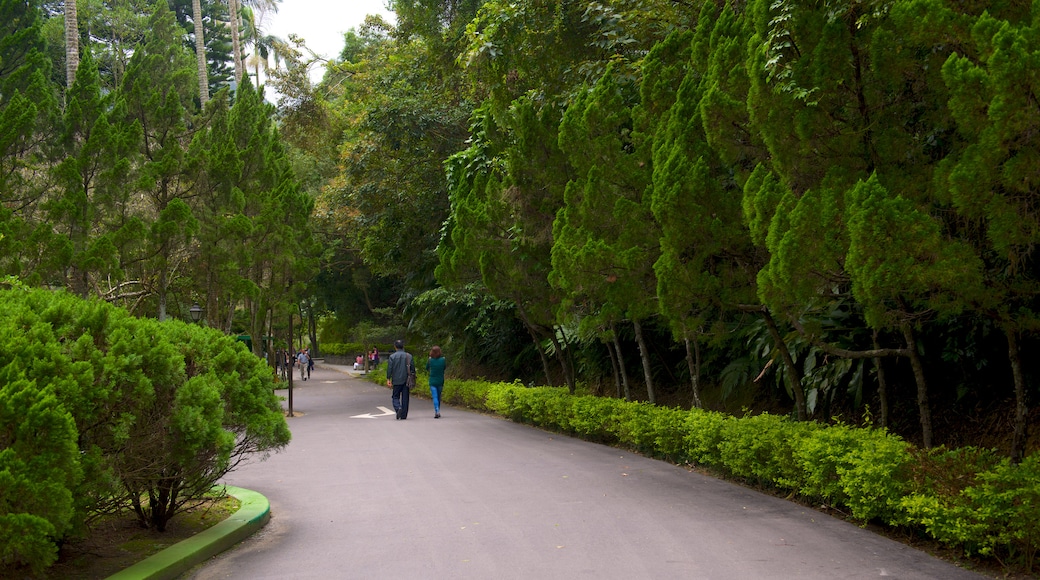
{"left": 186, "top": 364, "right": 984, "bottom": 579}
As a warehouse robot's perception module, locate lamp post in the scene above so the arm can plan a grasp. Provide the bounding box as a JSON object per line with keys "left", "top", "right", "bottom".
{"left": 189, "top": 303, "right": 203, "bottom": 324}
{"left": 286, "top": 280, "right": 294, "bottom": 418}
{"left": 288, "top": 308, "right": 294, "bottom": 418}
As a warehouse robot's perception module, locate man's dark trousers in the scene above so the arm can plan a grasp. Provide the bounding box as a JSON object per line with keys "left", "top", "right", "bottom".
{"left": 392, "top": 383, "right": 410, "bottom": 419}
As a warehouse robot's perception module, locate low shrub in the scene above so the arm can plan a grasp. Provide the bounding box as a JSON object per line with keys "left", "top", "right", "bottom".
{"left": 717, "top": 412, "right": 805, "bottom": 487}
{"left": 323, "top": 343, "right": 394, "bottom": 358}
{"left": 682, "top": 410, "right": 731, "bottom": 467}
{"left": 900, "top": 448, "right": 1038, "bottom": 569}
{"left": 0, "top": 287, "right": 290, "bottom": 575}
{"left": 566, "top": 396, "right": 625, "bottom": 443}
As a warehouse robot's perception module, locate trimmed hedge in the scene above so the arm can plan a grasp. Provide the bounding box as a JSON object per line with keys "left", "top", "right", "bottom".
{"left": 374, "top": 372, "right": 1038, "bottom": 572}
{"left": 322, "top": 342, "right": 395, "bottom": 357}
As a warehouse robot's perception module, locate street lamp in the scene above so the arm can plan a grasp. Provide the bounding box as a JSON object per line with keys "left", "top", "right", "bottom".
{"left": 189, "top": 303, "right": 203, "bottom": 323}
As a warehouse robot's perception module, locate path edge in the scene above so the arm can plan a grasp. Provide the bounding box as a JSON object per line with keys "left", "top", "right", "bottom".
{"left": 105, "top": 485, "right": 270, "bottom": 580}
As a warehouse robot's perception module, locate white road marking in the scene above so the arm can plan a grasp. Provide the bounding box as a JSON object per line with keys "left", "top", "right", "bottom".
{"left": 350, "top": 406, "right": 396, "bottom": 419}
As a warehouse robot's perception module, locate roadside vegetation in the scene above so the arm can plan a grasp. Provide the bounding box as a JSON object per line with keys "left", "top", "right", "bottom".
{"left": 375, "top": 372, "right": 1039, "bottom": 575}
{"left": 0, "top": 285, "right": 289, "bottom": 576}
{"left": 3, "top": 0, "right": 1040, "bottom": 576}
{"left": 43, "top": 494, "right": 240, "bottom": 580}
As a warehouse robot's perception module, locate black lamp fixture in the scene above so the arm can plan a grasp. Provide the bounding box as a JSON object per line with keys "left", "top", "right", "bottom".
{"left": 189, "top": 303, "right": 203, "bottom": 323}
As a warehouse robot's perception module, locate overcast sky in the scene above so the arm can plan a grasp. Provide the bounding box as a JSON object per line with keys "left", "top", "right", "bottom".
{"left": 261, "top": 0, "right": 396, "bottom": 90}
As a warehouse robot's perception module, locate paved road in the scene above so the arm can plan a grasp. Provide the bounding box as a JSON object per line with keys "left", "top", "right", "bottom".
{"left": 187, "top": 364, "right": 983, "bottom": 579}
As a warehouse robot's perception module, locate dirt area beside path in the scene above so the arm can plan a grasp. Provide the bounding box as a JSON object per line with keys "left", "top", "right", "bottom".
{"left": 43, "top": 496, "right": 238, "bottom": 580}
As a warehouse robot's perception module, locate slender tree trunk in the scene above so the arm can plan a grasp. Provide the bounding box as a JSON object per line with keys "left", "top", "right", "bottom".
{"left": 632, "top": 319, "right": 656, "bottom": 404}
{"left": 685, "top": 332, "right": 702, "bottom": 409}
{"left": 204, "top": 265, "right": 218, "bottom": 328}
{"left": 224, "top": 294, "right": 235, "bottom": 333}
{"left": 228, "top": 0, "right": 244, "bottom": 87}
{"left": 605, "top": 338, "right": 622, "bottom": 398}
{"left": 516, "top": 303, "right": 551, "bottom": 385}
{"left": 533, "top": 331, "right": 552, "bottom": 385}
{"left": 158, "top": 269, "right": 167, "bottom": 321}
{"left": 901, "top": 323, "right": 933, "bottom": 449}
{"left": 761, "top": 309, "right": 805, "bottom": 420}
{"left": 193, "top": 0, "right": 209, "bottom": 103}
{"left": 65, "top": 0, "right": 79, "bottom": 90}
{"left": 247, "top": 296, "right": 262, "bottom": 356}
{"left": 548, "top": 326, "right": 575, "bottom": 394}
{"left": 872, "top": 330, "right": 889, "bottom": 429}
{"left": 308, "top": 308, "right": 318, "bottom": 357}
{"left": 611, "top": 323, "right": 631, "bottom": 401}
{"left": 1006, "top": 327, "right": 1028, "bottom": 464}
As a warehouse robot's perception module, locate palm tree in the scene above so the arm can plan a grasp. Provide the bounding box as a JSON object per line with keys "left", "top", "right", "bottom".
{"left": 228, "top": 0, "right": 243, "bottom": 86}
{"left": 242, "top": 5, "right": 285, "bottom": 87}
{"left": 193, "top": 0, "right": 209, "bottom": 102}
{"left": 64, "top": 0, "right": 79, "bottom": 89}
{"left": 229, "top": 0, "right": 281, "bottom": 89}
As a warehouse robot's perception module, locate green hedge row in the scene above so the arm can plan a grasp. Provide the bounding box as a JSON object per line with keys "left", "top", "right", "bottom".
{"left": 392, "top": 375, "right": 1038, "bottom": 571}
{"left": 321, "top": 342, "right": 394, "bottom": 357}
{"left": 0, "top": 285, "right": 290, "bottom": 575}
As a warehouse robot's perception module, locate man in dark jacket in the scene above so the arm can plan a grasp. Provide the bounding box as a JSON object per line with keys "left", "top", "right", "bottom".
{"left": 386, "top": 340, "right": 415, "bottom": 420}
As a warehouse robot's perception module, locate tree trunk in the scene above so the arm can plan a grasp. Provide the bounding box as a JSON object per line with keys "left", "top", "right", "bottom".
{"left": 611, "top": 323, "right": 631, "bottom": 401}
{"left": 685, "top": 332, "right": 702, "bottom": 409}
{"left": 632, "top": 319, "right": 656, "bottom": 404}
{"left": 308, "top": 307, "right": 318, "bottom": 357}
{"left": 605, "top": 338, "right": 622, "bottom": 398}
{"left": 1006, "top": 327, "right": 1028, "bottom": 464}
{"left": 247, "top": 296, "right": 262, "bottom": 356}
{"left": 548, "top": 326, "right": 575, "bottom": 394}
{"left": 872, "top": 331, "right": 889, "bottom": 429}
{"left": 901, "top": 323, "right": 933, "bottom": 449}
{"left": 228, "top": 0, "right": 244, "bottom": 87}
{"left": 516, "top": 303, "right": 551, "bottom": 385}
{"left": 533, "top": 332, "right": 552, "bottom": 385}
{"left": 65, "top": 0, "right": 79, "bottom": 89}
{"left": 761, "top": 309, "right": 805, "bottom": 420}
{"left": 193, "top": 0, "right": 209, "bottom": 103}
{"left": 158, "top": 270, "right": 167, "bottom": 321}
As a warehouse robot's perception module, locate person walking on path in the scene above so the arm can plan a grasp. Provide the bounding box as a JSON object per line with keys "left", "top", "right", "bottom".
{"left": 297, "top": 349, "right": 310, "bottom": 381}
{"left": 386, "top": 340, "right": 415, "bottom": 420}
{"left": 427, "top": 346, "right": 446, "bottom": 418}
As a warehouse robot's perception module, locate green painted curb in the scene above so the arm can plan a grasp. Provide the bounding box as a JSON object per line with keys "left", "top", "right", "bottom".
{"left": 105, "top": 486, "right": 270, "bottom": 580}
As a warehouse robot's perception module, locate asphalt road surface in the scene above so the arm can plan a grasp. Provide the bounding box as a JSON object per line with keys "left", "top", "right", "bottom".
{"left": 187, "top": 364, "right": 984, "bottom": 579}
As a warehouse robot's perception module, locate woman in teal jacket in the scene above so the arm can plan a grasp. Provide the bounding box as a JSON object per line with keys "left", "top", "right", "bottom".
{"left": 427, "top": 346, "right": 446, "bottom": 418}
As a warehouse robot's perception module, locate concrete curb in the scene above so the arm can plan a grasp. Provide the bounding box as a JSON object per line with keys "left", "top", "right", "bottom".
{"left": 105, "top": 486, "right": 270, "bottom": 580}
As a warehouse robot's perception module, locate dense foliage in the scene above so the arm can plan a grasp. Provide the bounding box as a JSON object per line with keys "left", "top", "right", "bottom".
{"left": 0, "top": 285, "right": 290, "bottom": 575}
{"left": 294, "top": 0, "right": 1040, "bottom": 468}
{"left": 0, "top": 0, "right": 316, "bottom": 358}
{"left": 5, "top": 0, "right": 1040, "bottom": 572}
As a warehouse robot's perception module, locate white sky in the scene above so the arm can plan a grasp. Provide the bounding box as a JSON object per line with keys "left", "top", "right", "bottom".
{"left": 265, "top": 0, "right": 395, "bottom": 76}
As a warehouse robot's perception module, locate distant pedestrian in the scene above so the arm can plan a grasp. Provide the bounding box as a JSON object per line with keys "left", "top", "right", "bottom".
{"left": 354, "top": 354, "right": 364, "bottom": 370}
{"left": 297, "top": 349, "right": 310, "bottom": 381}
{"left": 386, "top": 340, "right": 415, "bottom": 420}
{"left": 427, "top": 346, "right": 446, "bottom": 419}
